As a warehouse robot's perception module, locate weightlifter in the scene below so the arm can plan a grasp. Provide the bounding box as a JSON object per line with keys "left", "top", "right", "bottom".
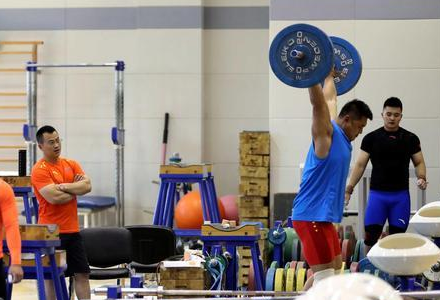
{"left": 345, "top": 97, "right": 427, "bottom": 254}
{"left": 291, "top": 70, "right": 372, "bottom": 289}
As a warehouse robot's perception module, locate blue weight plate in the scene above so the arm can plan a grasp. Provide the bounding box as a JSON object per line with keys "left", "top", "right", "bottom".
{"left": 269, "top": 23, "right": 334, "bottom": 88}
{"left": 329, "top": 36, "right": 362, "bottom": 95}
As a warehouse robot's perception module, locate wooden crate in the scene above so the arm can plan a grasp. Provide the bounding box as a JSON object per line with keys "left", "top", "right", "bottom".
{"left": 237, "top": 196, "right": 264, "bottom": 208}
{"left": 160, "top": 265, "right": 206, "bottom": 290}
{"left": 239, "top": 206, "right": 269, "bottom": 218}
{"left": 19, "top": 224, "right": 59, "bottom": 241}
{"left": 201, "top": 224, "right": 259, "bottom": 237}
{"left": 238, "top": 265, "right": 250, "bottom": 276}
{"left": 4, "top": 250, "right": 66, "bottom": 267}
{"left": 239, "top": 132, "right": 270, "bottom": 155}
{"left": 0, "top": 176, "right": 31, "bottom": 187}
{"left": 239, "top": 166, "right": 268, "bottom": 178}
{"left": 160, "top": 266, "right": 205, "bottom": 280}
{"left": 160, "top": 164, "right": 212, "bottom": 175}
{"left": 161, "top": 279, "right": 205, "bottom": 290}
{"left": 239, "top": 177, "right": 268, "bottom": 197}
{"left": 238, "top": 247, "right": 252, "bottom": 258}
{"left": 240, "top": 154, "right": 269, "bottom": 167}
{"left": 238, "top": 275, "right": 249, "bottom": 286}
{"left": 259, "top": 228, "right": 268, "bottom": 240}
{"left": 263, "top": 156, "right": 270, "bottom": 167}
{"left": 239, "top": 258, "right": 251, "bottom": 267}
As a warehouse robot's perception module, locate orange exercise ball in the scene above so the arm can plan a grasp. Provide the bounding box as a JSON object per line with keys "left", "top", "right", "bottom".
{"left": 174, "top": 191, "right": 225, "bottom": 229}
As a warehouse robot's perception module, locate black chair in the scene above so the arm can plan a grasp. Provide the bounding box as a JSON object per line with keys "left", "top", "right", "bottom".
{"left": 80, "top": 227, "right": 132, "bottom": 279}
{"left": 125, "top": 225, "right": 176, "bottom": 273}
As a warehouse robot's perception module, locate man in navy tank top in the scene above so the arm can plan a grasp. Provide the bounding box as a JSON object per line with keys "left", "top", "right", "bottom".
{"left": 345, "top": 97, "right": 427, "bottom": 254}
{"left": 292, "top": 70, "right": 373, "bottom": 289}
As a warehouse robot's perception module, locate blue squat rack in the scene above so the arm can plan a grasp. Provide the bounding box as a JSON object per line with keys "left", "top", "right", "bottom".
{"left": 153, "top": 164, "right": 221, "bottom": 229}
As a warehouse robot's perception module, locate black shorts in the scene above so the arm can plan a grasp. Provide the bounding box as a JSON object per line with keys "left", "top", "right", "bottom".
{"left": 58, "top": 233, "right": 90, "bottom": 277}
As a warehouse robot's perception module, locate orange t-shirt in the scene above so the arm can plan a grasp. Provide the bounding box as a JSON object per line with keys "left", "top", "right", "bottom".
{"left": 31, "top": 157, "right": 84, "bottom": 233}
{"left": 0, "top": 179, "right": 21, "bottom": 264}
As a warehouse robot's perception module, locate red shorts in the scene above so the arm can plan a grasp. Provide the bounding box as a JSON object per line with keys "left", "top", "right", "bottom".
{"left": 292, "top": 221, "right": 341, "bottom": 266}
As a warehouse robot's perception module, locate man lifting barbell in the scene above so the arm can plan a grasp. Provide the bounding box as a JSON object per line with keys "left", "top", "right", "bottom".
{"left": 269, "top": 23, "right": 372, "bottom": 289}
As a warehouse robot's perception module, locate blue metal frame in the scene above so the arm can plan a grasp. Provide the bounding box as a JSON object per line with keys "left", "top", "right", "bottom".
{"left": 201, "top": 235, "right": 265, "bottom": 291}
{"left": 4, "top": 239, "right": 68, "bottom": 300}
{"left": 173, "top": 229, "right": 201, "bottom": 237}
{"left": 153, "top": 172, "right": 221, "bottom": 228}
{"left": 14, "top": 186, "right": 38, "bottom": 224}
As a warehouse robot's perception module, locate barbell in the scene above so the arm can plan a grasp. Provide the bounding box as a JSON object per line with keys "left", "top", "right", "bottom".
{"left": 269, "top": 23, "right": 362, "bottom": 95}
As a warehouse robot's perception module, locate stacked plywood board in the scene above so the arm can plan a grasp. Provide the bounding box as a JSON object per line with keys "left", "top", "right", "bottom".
{"left": 239, "top": 131, "right": 270, "bottom": 228}
{"left": 160, "top": 265, "right": 206, "bottom": 290}
{"left": 237, "top": 229, "right": 269, "bottom": 288}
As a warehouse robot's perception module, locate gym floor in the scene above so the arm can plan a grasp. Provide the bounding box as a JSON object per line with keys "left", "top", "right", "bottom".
{"left": 12, "top": 279, "right": 112, "bottom": 300}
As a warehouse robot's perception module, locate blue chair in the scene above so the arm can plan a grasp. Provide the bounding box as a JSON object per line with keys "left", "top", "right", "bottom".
{"left": 77, "top": 196, "right": 116, "bottom": 228}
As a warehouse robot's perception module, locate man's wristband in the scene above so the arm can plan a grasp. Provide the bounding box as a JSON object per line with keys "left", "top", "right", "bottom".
{"left": 417, "top": 176, "right": 427, "bottom": 181}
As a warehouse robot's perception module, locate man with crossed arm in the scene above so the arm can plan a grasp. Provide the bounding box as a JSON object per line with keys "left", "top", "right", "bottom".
{"left": 31, "top": 125, "right": 92, "bottom": 300}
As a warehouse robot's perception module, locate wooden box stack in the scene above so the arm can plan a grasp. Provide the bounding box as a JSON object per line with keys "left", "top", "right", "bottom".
{"left": 237, "top": 228, "right": 269, "bottom": 288}
{"left": 239, "top": 131, "right": 270, "bottom": 228}
{"left": 160, "top": 266, "right": 206, "bottom": 290}
{"left": 237, "top": 248, "right": 251, "bottom": 287}
{"left": 0, "top": 176, "right": 31, "bottom": 187}
{"left": 4, "top": 250, "right": 66, "bottom": 267}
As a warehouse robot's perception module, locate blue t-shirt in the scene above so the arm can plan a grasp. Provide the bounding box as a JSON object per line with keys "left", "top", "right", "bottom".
{"left": 292, "top": 121, "right": 352, "bottom": 223}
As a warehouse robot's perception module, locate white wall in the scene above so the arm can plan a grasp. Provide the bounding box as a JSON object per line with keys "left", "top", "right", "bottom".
{"left": 203, "top": 28, "right": 269, "bottom": 198}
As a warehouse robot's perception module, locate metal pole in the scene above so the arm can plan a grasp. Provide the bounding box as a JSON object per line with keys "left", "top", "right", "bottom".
{"left": 93, "top": 287, "right": 440, "bottom": 299}
{"left": 26, "top": 62, "right": 38, "bottom": 174}
{"left": 27, "top": 63, "right": 117, "bottom": 68}
{"left": 290, "top": 49, "right": 304, "bottom": 59}
{"left": 357, "top": 176, "right": 367, "bottom": 239}
{"left": 148, "top": 297, "right": 298, "bottom": 300}
{"left": 24, "top": 61, "right": 125, "bottom": 228}
{"left": 400, "top": 290, "right": 440, "bottom": 299}
{"left": 94, "top": 287, "right": 302, "bottom": 297}
{"left": 115, "top": 61, "right": 125, "bottom": 227}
